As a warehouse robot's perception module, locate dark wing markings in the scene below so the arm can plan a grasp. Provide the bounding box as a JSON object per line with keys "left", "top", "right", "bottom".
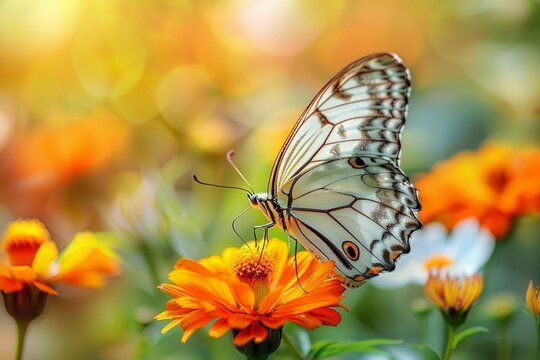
{"left": 289, "top": 216, "right": 356, "bottom": 271}
{"left": 268, "top": 53, "right": 409, "bottom": 195}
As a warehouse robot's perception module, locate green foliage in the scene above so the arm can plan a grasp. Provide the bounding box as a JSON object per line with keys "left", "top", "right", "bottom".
{"left": 452, "top": 326, "right": 489, "bottom": 349}
{"left": 308, "top": 339, "right": 402, "bottom": 359}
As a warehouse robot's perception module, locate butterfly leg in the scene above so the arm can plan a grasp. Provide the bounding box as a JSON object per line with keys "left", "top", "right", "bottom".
{"left": 252, "top": 222, "right": 274, "bottom": 245}
{"left": 293, "top": 239, "right": 308, "bottom": 294}
{"left": 252, "top": 222, "right": 274, "bottom": 263}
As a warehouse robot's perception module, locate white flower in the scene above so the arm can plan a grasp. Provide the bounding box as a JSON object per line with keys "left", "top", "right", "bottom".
{"left": 371, "top": 218, "right": 495, "bottom": 288}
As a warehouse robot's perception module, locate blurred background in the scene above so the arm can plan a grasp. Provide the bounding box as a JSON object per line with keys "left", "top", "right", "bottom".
{"left": 0, "top": 0, "right": 539, "bottom": 359}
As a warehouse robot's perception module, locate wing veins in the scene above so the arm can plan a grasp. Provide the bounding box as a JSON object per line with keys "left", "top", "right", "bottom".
{"left": 290, "top": 216, "right": 359, "bottom": 272}
{"left": 326, "top": 212, "right": 387, "bottom": 265}
{"left": 320, "top": 98, "right": 406, "bottom": 112}
{"left": 324, "top": 138, "right": 399, "bottom": 146}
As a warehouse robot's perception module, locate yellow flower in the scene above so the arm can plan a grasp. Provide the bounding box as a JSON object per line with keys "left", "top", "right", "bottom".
{"left": 156, "top": 238, "right": 346, "bottom": 351}
{"left": 416, "top": 143, "right": 540, "bottom": 238}
{"left": 424, "top": 272, "right": 483, "bottom": 326}
{"left": 0, "top": 219, "right": 120, "bottom": 295}
{"left": 526, "top": 281, "right": 540, "bottom": 317}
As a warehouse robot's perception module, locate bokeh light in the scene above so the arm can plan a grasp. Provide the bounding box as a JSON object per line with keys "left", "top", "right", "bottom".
{"left": 0, "top": 0, "right": 539, "bottom": 359}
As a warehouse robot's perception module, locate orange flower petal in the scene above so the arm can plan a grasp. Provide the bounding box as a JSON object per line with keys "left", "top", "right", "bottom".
{"left": 208, "top": 318, "right": 231, "bottom": 338}
{"left": 288, "top": 314, "right": 323, "bottom": 329}
{"left": 9, "top": 266, "right": 37, "bottom": 282}
{"left": 158, "top": 283, "right": 184, "bottom": 298}
{"left": 33, "top": 280, "right": 58, "bottom": 295}
{"left": 2, "top": 219, "right": 50, "bottom": 266}
{"left": 161, "top": 319, "right": 181, "bottom": 334}
{"left": 416, "top": 143, "right": 540, "bottom": 239}
{"left": 181, "top": 328, "right": 196, "bottom": 343}
{"left": 258, "top": 285, "right": 286, "bottom": 314}
{"left": 233, "top": 322, "right": 268, "bottom": 346}
{"left": 306, "top": 307, "right": 342, "bottom": 326}
{"left": 169, "top": 270, "right": 239, "bottom": 312}
{"left": 260, "top": 317, "right": 287, "bottom": 329}
{"left": 228, "top": 316, "right": 253, "bottom": 329}
{"left": 157, "top": 237, "right": 346, "bottom": 346}
{"left": 180, "top": 310, "right": 216, "bottom": 333}
{"left": 0, "top": 276, "right": 23, "bottom": 293}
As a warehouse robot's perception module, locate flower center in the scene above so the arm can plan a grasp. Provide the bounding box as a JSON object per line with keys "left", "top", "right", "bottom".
{"left": 486, "top": 167, "right": 510, "bottom": 193}
{"left": 424, "top": 254, "right": 454, "bottom": 271}
{"left": 233, "top": 245, "right": 276, "bottom": 307}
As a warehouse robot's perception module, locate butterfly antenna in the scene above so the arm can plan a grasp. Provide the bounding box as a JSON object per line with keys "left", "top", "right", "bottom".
{"left": 193, "top": 175, "right": 252, "bottom": 195}
{"left": 226, "top": 150, "right": 255, "bottom": 194}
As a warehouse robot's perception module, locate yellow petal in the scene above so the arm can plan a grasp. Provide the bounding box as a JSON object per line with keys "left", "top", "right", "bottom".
{"left": 55, "top": 232, "right": 120, "bottom": 288}
{"left": 32, "top": 241, "right": 58, "bottom": 277}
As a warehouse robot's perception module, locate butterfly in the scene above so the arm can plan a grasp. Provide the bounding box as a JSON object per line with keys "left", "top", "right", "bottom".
{"left": 245, "top": 53, "right": 422, "bottom": 288}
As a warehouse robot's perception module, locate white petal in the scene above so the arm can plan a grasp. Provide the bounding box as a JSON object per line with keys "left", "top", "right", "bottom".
{"left": 455, "top": 224, "right": 495, "bottom": 273}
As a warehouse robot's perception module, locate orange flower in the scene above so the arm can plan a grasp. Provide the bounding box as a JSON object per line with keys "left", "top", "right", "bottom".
{"left": 424, "top": 272, "right": 483, "bottom": 326}
{"left": 5, "top": 114, "right": 129, "bottom": 186}
{"left": 416, "top": 143, "right": 540, "bottom": 238}
{"left": 0, "top": 219, "right": 121, "bottom": 295}
{"left": 156, "top": 238, "right": 346, "bottom": 349}
{"left": 526, "top": 281, "right": 540, "bottom": 317}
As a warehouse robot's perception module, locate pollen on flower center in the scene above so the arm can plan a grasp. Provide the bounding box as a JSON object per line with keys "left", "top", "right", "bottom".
{"left": 424, "top": 254, "right": 454, "bottom": 271}
{"left": 232, "top": 246, "right": 276, "bottom": 287}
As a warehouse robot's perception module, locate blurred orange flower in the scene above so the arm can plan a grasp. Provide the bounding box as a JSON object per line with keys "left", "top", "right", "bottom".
{"left": 526, "top": 281, "right": 540, "bottom": 317}
{"left": 4, "top": 114, "right": 128, "bottom": 187}
{"left": 416, "top": 143, "right": 540, "bottom": 238}
{"left": 0, "top": 219, "right": 120, "bottom": 295}
{"left": 425, "top": 272, "right": 483, "bottom": 326}
{"left": 156, "top": 238, "right": 346, "bottom": 348}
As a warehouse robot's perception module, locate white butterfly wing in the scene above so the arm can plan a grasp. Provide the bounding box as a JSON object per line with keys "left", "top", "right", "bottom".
{"left": 281, "top": 159, "right": 420, "bottom": 287}
{"left": 269, "top": 53, "right": 410, "bottom": 195}
{"left": 268, "top": 53, "right": 421, "bottom": 287}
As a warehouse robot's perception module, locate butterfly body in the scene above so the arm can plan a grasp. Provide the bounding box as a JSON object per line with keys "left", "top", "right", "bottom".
{"left": 250, "top": 53, "right": 421, "bottom": 288}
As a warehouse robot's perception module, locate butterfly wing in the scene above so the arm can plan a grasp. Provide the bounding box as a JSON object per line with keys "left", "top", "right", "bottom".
{"left": 268, "top": 53, "right": 421, "bottom": 287}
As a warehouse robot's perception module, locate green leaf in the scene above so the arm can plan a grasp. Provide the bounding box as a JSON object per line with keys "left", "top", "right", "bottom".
{"left": 452, "top": 326, "right": 489, "bottom": 349}
{"left": 404, "top": 344, "right": 441, "bottom": 360}
{"left": 309, "top": 339, "right": 402, "bottom": 359}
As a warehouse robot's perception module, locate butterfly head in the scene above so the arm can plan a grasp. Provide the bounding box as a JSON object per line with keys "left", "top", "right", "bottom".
{"left": 249, "top": 192, "right": 275, "bottom": 221}
{"left": 248, "top": 194, "right": 259, "bottom": 206}
{"left": 249, "top": 192, "right": 268, "bottom": 205}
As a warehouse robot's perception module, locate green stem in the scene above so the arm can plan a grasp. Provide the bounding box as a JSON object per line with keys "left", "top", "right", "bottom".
{"left": 137, "top": 238, "right": 161, "bottom": 286}
{"left": 420, "top": 313, "right": 430, "bottom": 345}
{"left": 536, "top": 317, "right": 540, "bottom": 360}
{"left": 497, "top": 324, "right": 511, "bottom": 360}
{"left": 441, "top": 323, "right": 456, "bottom": 360}
{"left": 15, "top": 320, "right": 29, "bottom": 360}
{"left": 282, "top": 332, "right": 306, "bottom": 360}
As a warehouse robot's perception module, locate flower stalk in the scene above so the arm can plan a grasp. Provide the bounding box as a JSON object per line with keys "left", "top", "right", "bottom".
{"left": 424, "top": 272, "right": 483, "bottom": 358}
{"left": 536, "top": 317, "right": 540, "bottom": 360}
{"left": 15, "top": 319, "right": 29, "bottom": 360}
{"left": 282, "top": 332, "right": 305, "bottom": 360}
{"left": 441, "top": 323, "right": 456, "bottom": 360}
